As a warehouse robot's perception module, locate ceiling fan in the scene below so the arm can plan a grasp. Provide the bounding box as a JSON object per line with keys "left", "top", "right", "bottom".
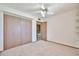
{"left": 37, "top": 4, "right": 54, "bottom": 18}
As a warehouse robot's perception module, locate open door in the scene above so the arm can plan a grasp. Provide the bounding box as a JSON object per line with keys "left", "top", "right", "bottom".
{"left": 36, "top": 21, "right": 47, "bottom": 41}
{"left": 40, "top": 22, "right": 47, "bottom": 41}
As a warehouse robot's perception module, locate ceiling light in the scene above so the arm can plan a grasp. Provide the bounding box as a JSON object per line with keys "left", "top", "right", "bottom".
{"left": 40, "top": 11, "right": 45, "bottom": 17}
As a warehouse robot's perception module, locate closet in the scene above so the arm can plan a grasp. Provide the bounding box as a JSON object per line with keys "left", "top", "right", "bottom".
{"left": 4, "top": 15, "right": 32, "bottom": 50}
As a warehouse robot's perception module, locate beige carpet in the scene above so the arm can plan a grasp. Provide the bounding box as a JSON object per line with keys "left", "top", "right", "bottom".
{"left": 0, "top": 40, "right": 79, "bottom": 56}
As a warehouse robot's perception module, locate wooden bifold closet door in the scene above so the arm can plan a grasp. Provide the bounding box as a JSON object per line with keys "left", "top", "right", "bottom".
{"left": 4, "top": 15, "right": 32, "bottom": 50}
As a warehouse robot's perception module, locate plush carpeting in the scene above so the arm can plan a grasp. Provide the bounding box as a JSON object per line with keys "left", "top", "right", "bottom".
{"left": 0, "top": 40, "right": 79, "bottom": 56}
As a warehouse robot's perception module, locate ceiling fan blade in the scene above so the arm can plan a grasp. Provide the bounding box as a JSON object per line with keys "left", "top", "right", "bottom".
{"left": 40, "top": 11, "right": 45, "bottom": 17}
{"left": 26, "top": 8, "right": 41, "bottom": 12}
{"left": 41, "top": 4, "right": 45, "bottom": 9}
{"left": 48, "top": 3, "right": 65, "bottom": 12}
{"left": 29, "top": 11, "right": 41, "bottom": 13}
{"left": 47, "top": 12, "right": 54, "bottom": 15}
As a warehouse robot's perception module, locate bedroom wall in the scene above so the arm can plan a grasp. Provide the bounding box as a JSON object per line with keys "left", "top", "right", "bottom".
{"left": 47, "top": 8, "right": 79, "bottom": 48}
{"left": 0, "top": 11, "right": 4, "bottom": 51}
{"left": 32, "top": 20, "right": 37, "bottom": 42}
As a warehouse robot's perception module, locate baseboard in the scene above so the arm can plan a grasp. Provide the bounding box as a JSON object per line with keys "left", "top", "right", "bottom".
{"left": 46, "top": 40, "right": 79, "bottom": 49}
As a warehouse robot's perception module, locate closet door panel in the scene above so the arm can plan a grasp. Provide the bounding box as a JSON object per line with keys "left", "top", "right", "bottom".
{"left": 4, "top": 15, "right": 20, "bottom": 49}
{"left": 14, "top": 18, "right": 22, "bottom": 46}
{"left": 21, "top": 19, "right": 32, "bottom": 44}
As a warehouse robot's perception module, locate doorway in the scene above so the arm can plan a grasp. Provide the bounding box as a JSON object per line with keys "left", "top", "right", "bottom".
{"left": 36, "top": 21, "right": 47, "bottom": 41}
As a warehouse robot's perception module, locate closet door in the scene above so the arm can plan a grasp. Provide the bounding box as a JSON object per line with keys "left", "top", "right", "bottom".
{"left": 21, "top": 19, "right": 32, "bottom": 44}
{"left": 4, "top": 15, "right": 20, "bottom": 50}
{"left": 4, "top": 15, "right": 32, "bottom": 50}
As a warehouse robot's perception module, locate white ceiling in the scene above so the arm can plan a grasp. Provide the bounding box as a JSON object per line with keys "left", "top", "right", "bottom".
{"left": 0, "top": 3, "right": 78, "bottom": 18}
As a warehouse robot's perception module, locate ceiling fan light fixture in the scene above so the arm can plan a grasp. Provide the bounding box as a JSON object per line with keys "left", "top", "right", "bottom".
{"left": 37, "top": 4, "right": 54, "bottom": 19}
{"left": 40, "top": 11, "right": 45, "bottom": 17}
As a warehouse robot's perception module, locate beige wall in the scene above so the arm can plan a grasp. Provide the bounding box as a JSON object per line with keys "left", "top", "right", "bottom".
{"left": 47, "top": 9, "right": 79, "bottom": 48}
